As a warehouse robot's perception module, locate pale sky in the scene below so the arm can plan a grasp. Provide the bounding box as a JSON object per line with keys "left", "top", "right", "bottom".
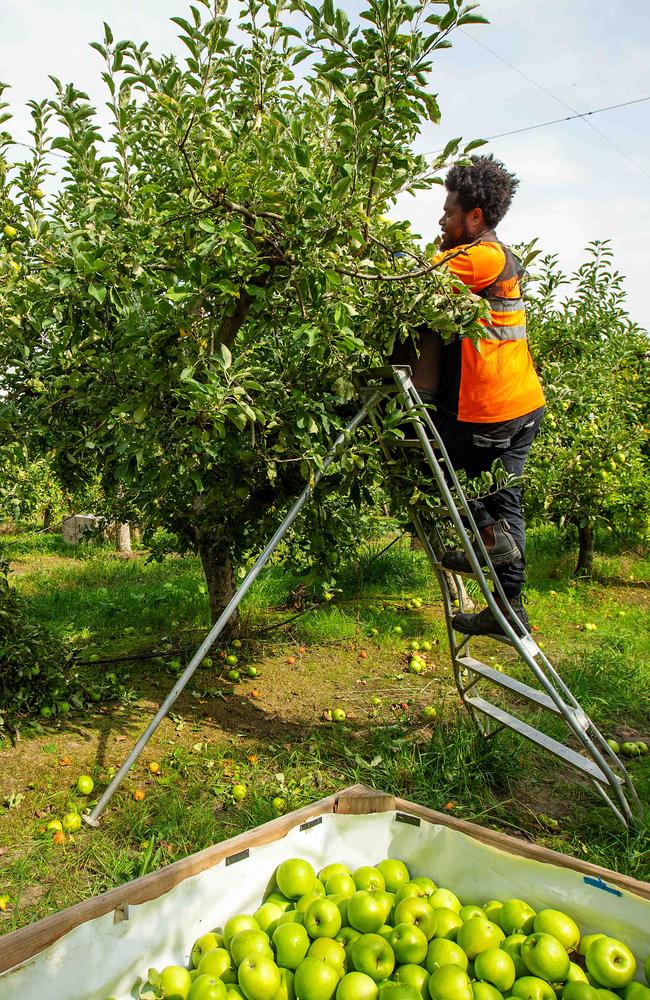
{"left": 2, "top": 0, "right": 649, "bottom": 327}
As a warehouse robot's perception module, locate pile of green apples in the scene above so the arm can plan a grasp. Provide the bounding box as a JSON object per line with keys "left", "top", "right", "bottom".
{"left": 130, "top": 858, "right": 649, "bottom": 1000}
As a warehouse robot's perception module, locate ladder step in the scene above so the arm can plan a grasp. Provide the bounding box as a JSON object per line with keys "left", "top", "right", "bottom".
{"left": 458, "top": 657, "right": 561, "bottom": 714}
{"left": 464, "top": 697, "right": 613, "bottom": 784}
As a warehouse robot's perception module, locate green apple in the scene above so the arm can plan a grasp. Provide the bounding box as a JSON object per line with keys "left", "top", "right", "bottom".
{"left": 192, "top": 933, "right": 224, "bottom": 968}
{"left": 224, "top": 916, "right": 260, "bottom": 949}
{"left": 388, "top": 923, "right": 428, "bottom": 965}
{"left": 432, "top": 907, "right": 462, "bottom": 940}
{"left": 429, "top": 888, "right": 460, "bottom": 914}
{"left": 294, "top": 957, "right": 339, "bottom": 1000}
{"left": 238, "top": 956, "right": 281, "bottom": 1000}
{"left": 594, "top": 991, "right": 619, "bottom": 1000}
{"left": 226, "top": 985, "right": 246, "bottom": 1000}
{"left": 621, "top": 742, "right": 641, "bottom": 757}
{"left": 521, "top": 934, "right": 570, "bottom": 982}
{"left": 336, "top": 927, "right": 362, "bottom": 958}
{"left": 377, "top": 925, "right": 393, "bottom": 942}
{"left": 76, "top": 774, "right": 94, "bottom": 795}
{"left": 266, "top": 892, "right": 293, "bottom": 912}
{"left": 278, "top": 911, "right": 306, "bottom": 928}
{"left": 501, "top": 935, "right": 528, "bottom": 980}
{"left": 189, "top": 975, "right": 229, "bottom": 1000}
{"left": 427, "top": 965, "right": 473, "bottom": 1000}
{"left": 353, "top": 868, "right": 386, "bottom": 892}
{"left": 314, "top": 880, "right": 327, "bottom": 898}
{"left": 585, "top": 937, "right": 636, "bottom": 989}
{"left": 378, "top": 986, "right": 420, "bottom": 1000}
{"left": 320, "top": 864, "right": 352, "bottom": 882}
{"left": 472, "top": 983, "right": 504, "bottom": 1000}
{"left": 329, "top": 895, "right": 351, "bottom": 928}
{"left": 483, "top": 901, "right": 504, "bottom": 923}
{"left": 475, "top": 947, "right": 516, "bottom": 993}
{"left": 274, "top": 969, "right": 295, "bottom": 1000}
{"left": 305, "top": 899, "right": 343, "bottom": 940}
{"left": 578, "top": 935, "right": 606, "bottom": 958}
{"left": 256, "top": 903, "right": 285, "bottom": 936}
{"left": 277, "top": 859, "right": 317, "bottom": 900}
{"left": 326, "top": 874, "right": 357, "bottom": 898}
{"left": 348, "top": 891, "right": 389, "bottom": 934}
{"left": 425, "top": 938, "right": 468, "bottom": 973}
{"left": 230, "top": 930, "right": 273, "bottom": 967}
{"left": 350, "top": 934, "right": 395, "bottom": 982}
{"left": 510, "top": 977, "right": 556, "bottom": 1000}
{"left": 533, "top": 911, "right": 580, "bottom": 952}
{"left": 272, "top": 924, "right": 310, "bottom": 970}
{"left": 606, "top": 740, "right": 620, "bottom": 754}
{"left": 621, "top": 984, "right": 650, "bottom": 1000}
{"left": 336, "top": 973, "right": 378, "bottom": 1000}
{"left": 460, "top": 905, "right": 485, "bottom": 922}
{"left": 297, "top": 893, "right": 324, "bottom": 915}
{"left": 377, "top": 860, "right": 410, "bottom": 893}
{"left": 566, "top": 964, "right": 589, "bottom": 984}
{"left": 562, "top": 985, "right": 597, "bottom": 1000}
{"left": 161, "top": 966, "right": 193, "bottom": 1000}
{"left": 395, "top": 884, "right": 424, "bottom": 905}
{"left": 499, "top": 901, "right": 536, "bottom": 936}
{"left": 394, "top": 898, "right": 437, "bottom": 940}
{"left": 309, "top": 938, "right": 347, "bottom": 973}
{"left": 198, "top": 949, "right": 234, "bottom": 979}
{"left": 411, "top": 875, "right": 438, "bottom": 906}
{"left": 457, "top": 917, "right": 504, "bottom": 960}
{"left": 393, "top": 965, "right": 429, "bottom": 999}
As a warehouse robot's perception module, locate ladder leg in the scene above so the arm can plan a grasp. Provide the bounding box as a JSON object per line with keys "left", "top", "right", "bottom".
{"left": 84, "top": 405, "right": 372, "bottom": 827}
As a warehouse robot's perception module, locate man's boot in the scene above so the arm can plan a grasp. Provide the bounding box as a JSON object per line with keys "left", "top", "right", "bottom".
{"left": 451, "top": 594, "right": 530, "bottom": 636}
{"left": 441, "top": 519, "right": 521, "bottom": 574}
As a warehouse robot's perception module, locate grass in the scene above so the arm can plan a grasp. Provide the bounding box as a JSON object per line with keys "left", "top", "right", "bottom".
{"left": 0, "top": 524, "right": 649, "bottom": 933}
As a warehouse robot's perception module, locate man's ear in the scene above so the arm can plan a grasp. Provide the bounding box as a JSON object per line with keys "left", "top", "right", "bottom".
{"left": 471, "top": 206, "right": 485, "bottom": 229}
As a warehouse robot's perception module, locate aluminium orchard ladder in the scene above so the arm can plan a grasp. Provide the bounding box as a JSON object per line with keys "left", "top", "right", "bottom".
{"left": 85, "top": 365, "right": 640, "bottom": 828}
{"left": 357, "top": 366, "right": 640, "bottom": 828}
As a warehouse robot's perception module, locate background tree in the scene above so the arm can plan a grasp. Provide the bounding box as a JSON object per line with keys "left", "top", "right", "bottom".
{"left": 0, "top": 0, "right": 485, "bottom": 627}
{"left": 525, "top": 242, "right": 649, "bottom": 576}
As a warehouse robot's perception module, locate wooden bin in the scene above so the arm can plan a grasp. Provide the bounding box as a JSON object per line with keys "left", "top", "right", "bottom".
{"left": 0, "top": 785, "right": 648, "bottom": 999}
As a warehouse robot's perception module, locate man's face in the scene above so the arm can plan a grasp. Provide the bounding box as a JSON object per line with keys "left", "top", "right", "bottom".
{"left": 439, "top": 190, "right": 472, "bottom": 250}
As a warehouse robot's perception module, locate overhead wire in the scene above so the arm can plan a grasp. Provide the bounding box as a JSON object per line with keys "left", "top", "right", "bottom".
{"left": 454, "top": 29, "right": 650, "bottom": 181}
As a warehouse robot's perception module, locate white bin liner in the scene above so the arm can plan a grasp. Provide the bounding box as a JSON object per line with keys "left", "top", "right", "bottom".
{"left": 1, "top": 811, "right": 648, "bottom": 1000}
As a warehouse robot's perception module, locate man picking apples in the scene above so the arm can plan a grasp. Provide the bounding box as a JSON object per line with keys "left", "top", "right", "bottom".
{"left": 415, "top": 155, "right": 545, "bottom": 635}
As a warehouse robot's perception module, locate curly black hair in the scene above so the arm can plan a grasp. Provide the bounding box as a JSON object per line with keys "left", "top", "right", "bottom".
{"left": 445, "top": 154, "right": 520, "bottom": 229}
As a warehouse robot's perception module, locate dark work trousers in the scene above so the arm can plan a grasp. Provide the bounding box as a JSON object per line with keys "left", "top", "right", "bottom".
{"left": 430, "top": 406, "right": 545, "bottom": 598}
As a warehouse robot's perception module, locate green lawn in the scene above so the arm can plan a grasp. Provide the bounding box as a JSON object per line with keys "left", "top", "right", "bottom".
{"left": 0, "top": 526, "right": 648, "bottom": 933}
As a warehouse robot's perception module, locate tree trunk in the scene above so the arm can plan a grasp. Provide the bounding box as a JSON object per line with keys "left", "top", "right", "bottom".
{"left": 575, "top": 524, "right": 594, "bottom": 577}
{"left": 42, "top": 506, "right": 52, "bottom": 530}
{"left": 197, "top": 531, "right": 240, "bottom": 635}
{"left": 115, "top": 521, "right": 132, "bottom": 554}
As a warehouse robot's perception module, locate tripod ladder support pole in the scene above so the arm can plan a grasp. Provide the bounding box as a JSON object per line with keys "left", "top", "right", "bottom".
{"left": 84, "top": 405, "right": 371, "bottom": 827}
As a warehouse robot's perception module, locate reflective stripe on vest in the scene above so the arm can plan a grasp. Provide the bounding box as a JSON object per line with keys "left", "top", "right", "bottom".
{"left": 477, "top": 241, "right": 528, "bottom": 342}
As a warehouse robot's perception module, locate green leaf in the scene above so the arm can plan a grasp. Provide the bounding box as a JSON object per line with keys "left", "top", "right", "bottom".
{"left": 88, "top": 284, "right": 107, "bottom": 305}
{"left": 220, "top": 344, "right": 232, "bottom": 370}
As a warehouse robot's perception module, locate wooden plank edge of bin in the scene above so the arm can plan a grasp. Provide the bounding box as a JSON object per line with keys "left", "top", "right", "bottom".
{"left": 1, "top": 783, "right": 648, "bottom": 976}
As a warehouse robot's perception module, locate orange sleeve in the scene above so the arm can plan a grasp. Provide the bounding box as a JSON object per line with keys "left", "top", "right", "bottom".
{"left": 436, "top": 242, "right": 505, "bottom": 294}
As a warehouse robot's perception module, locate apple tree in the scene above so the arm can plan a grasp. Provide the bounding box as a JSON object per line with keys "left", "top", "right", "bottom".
{"left": 0, "top": 0, "right": 485, "bottom": 627}
{"left": 525, "top": 242, "right": 649, "bottom": 577}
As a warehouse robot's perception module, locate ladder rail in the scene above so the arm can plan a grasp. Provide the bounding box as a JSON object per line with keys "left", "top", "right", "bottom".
{"left": 369, "top": 367, "right": 637, "bottom": 825}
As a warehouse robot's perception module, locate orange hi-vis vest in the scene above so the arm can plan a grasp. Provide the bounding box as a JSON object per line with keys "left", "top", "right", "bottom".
{"left": 438, "top": 239, "right": 546, "bottom": 423}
